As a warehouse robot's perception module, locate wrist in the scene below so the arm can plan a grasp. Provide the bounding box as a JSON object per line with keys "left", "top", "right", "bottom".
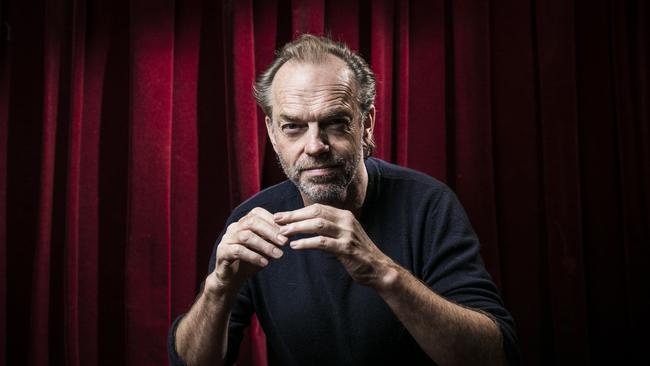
{"left": 203, "top": 272, "right": 239, "bottom": 304}
{"left": 372, "top": 259, "right": 403, "bottom": 294}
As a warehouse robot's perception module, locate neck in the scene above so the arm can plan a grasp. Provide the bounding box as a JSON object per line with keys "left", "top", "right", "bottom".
{"left": 300, "top": 160, "right": 368, "bottom": 217}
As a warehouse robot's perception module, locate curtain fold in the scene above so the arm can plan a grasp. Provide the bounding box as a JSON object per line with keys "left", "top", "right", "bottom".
{"left": 610, "top": 1, "right": 650, "bottom": 357}
{"left": 125, "top": 0, "right": 175, "bottom": 365}
{"left": 74, "top": 1, "right": 107, "bottom": 364}
{"left": 63, "top": 0, "right": 87, "bottom": 365}
{"left": 490, "top": 0, "right": 547, "bottom": 361}
{"left": 370, "top": 0, "right": 394, "bottom": 162}
{"left": 394, "top": 0, "right": 409, "bottom": 167}
{"left": 170, "top": 0, "right": 201, "bottom": 333}
{"left": 0, "top": 0, "right": 9, "bottom": 363}
{"left": 452, "top": 0, "right": 502, "bottom": 286}
{"left": 29, "top": 0, "right": 66, "bottom": 363}
{"left": 407, "top": 0, "right": 446, "bottom": 181}
{"left": 228, "top": 0, "right": 260, "bottom": 202}
{"left": 535, "top": 0, "right": 590, "bottom": 362}
{"left": 1, "top": 1, "right": 649, "bottom": 365}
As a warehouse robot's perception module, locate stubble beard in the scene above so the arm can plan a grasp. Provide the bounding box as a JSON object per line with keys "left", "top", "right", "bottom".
{"left": 276, "top": 149, "right": 362, "bottom": 205}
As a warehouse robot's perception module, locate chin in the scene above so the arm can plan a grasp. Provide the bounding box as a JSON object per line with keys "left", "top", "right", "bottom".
{"left": 299, "top": 182, "right": 347, "bottom": 204}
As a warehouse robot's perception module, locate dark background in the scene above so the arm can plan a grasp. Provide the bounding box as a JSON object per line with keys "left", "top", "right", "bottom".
{"left": 1, "top": 0, "right": 648, "bottom": 365}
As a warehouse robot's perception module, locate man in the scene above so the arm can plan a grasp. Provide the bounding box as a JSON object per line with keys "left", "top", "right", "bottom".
{"left": 168, "top": 34, "right": 518, "bottom": 366}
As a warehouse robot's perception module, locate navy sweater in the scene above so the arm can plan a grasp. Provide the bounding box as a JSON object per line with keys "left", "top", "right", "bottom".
{"left": 169, "top": 157, "right": 519, "bottom": 365}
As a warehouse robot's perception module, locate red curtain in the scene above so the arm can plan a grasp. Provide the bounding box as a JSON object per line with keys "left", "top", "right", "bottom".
{"left": 1, "top": 0, "right": 649, "bottom": 365}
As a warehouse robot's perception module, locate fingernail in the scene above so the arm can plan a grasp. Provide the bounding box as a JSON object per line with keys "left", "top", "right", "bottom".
{"left": 272, "top": 247, "right": 283, "bottom": 258}
{"left": 277, "top": 234, "right": 288, "bottom": 243}
{"left": 290, "top": 241, "right": 298, "bottom": 249}
{"left": 274, "top": 213, "right": 284, "bottom": 221}
{"left": 279, "top": 226, "right": 288, "bottom": 234}
{"left": 260, "top": 258, "right": 269, "bottom": 266}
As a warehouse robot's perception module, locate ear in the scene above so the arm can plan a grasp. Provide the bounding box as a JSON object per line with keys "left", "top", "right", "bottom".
{"left": 265, "top": 116, "right": 278, "bottom": 151}
{"left": 364, "top": 105, "right": 376, "bottom": 138}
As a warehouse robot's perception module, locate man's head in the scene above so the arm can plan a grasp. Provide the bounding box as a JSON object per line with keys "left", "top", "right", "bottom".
{"left": 254, "top": 35, "right": 377, "bottom": 205}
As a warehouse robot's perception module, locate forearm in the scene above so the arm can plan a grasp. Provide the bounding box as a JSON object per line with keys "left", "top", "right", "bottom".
{"left": 175, "top": 273, "right": 237, "bottom": 366}
{"left": 375, "top": 264, "right": 507, "bottom": 366}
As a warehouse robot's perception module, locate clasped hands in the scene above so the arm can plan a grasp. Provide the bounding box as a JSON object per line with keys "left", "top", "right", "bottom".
{"left": 214, "top": 204, "right": 396, "bottom": 292}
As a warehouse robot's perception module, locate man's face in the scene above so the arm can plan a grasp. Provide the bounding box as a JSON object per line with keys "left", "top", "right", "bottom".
{"left": 266, "top": 56, "right": 366, "bottom": 204}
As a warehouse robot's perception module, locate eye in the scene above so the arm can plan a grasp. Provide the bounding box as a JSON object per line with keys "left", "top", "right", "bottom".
{"left": 281, "top": 123, "right": 304, "bottom": 134}
{"left": 325, "top": 119, "right": 350, "bottom": 132}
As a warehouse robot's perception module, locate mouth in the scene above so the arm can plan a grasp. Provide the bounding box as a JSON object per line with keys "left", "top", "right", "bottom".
{"left": 301, "top": 165, "right": 342, "bottom": 175}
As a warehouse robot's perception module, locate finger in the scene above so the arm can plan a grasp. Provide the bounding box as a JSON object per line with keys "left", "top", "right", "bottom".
{"left": 247, "top": 207, "right": 286, "bottom": 239}
{"left": 249, "top": 207, "right": 277, "bottom": 227}
{"left": 220, "top": 243, "right": 270, "bottom": 267}
{"left": 228, "top": 230, "right": 284, "bottom": 259}
{"left": 279, "top": 217, "right": 339, "bottom": 237}
{"left": 240, "top": 214, "right": 288, "bottom": 246}
{"left": 289, "top": 235, "right": 341, "bottom": 253}
{"left": 274, "top": 203, "right": 337, "bottom": 224}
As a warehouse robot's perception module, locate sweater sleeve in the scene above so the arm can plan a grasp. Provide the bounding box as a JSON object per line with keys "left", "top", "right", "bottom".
{"left": 166, "top": 283, "right": 255, "bottom": 366}
{"left": 167, "top": 209, "right": 256, "bottom": 366}
{"left": 422, "top": 188, "right": 520, "bottom": 365}
{"left": 167, "top": 314, "right": 190, "bottom": 366}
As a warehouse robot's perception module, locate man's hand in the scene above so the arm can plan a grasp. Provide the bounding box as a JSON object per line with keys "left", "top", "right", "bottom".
{"left": 274, "top": 203, "right": 397, "bottom": 288}
{"left": 213, "top": 207, "right": 288, "bottom": 293}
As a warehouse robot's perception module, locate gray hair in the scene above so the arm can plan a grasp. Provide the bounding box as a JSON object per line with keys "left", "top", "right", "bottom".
{"left": 253, "top": 34, "right": 377, "bottom": 157}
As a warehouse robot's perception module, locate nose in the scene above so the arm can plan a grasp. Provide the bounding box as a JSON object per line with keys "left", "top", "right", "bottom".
{"left": 304, "top": 124, "right": 330, "bottom": 156}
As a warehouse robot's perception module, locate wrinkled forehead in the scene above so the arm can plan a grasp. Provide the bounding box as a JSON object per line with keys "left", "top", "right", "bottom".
{"left": 270, "top": 56, "right": 358, "bottom": 119}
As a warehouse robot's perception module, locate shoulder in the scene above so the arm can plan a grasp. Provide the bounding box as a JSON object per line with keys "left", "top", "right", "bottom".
{"left": 366, "top": 157, "right": 452, "bottom": 205}
{"left": 368, "top": 157, "right": 447, "bottom": 188}
{"left": 364, "top": 158, "right": 471, "bottom": 228}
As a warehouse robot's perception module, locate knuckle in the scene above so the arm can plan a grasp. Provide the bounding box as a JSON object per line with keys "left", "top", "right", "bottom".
{"left": 216, "top": 245, "right": 225, "bottom": 256}
{"left": 341, "top": 242, "right": 354, "bottom": 255}
{"left": 266, "top": 244, "right": 277, "bottom": 255}
{"left": 226, "top": 222, "right": 238, "bottom": 233}
{"left": 231, "top": 245, "right": 242, "bottom": 258}
{"left": 347, "top": 244, "right": 357, "bottom": 256}
{"left": 316, "top": 218, "right": 325, "bottom": 228}
{"left": 244, "top": 217, "right": 256, "bottom": 228}
{"left": 238, "top": 231, "right": 250, "bottom": 242}
{"left": 312, "top": 205, "right": 322, "bottom": 216}
{"left": 251, "top": 207, "right": 267, "bottom": 217}
{"left": 319, "top": 236, "right": 327, "bottom": 248}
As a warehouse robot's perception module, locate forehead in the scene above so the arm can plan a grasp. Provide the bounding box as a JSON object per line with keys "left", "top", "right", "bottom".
{"left": 270, "top": 55, "right": 357, "bottom": 119}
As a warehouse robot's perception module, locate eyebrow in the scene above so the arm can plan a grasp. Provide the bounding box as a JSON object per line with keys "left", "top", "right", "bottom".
{"left": 278, "top": 108, "right": 353, "bottom": 124}
{"left": 277, "top": 114, "right": 303, "bottom": 124}
{"left": 320, "top": 109, "right": 353, "bottom": 122}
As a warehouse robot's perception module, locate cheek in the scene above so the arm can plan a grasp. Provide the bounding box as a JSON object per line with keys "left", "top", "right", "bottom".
{"left": 275, "top": 140, "right": 303, "bottom": 164}
{"left": 331, "top": 133, "right": 362, "bottom": 155}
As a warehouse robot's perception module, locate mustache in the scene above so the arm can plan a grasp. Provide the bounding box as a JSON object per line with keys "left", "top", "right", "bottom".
{"left": 294, "top": 154, "right": 346, "bottom": 171}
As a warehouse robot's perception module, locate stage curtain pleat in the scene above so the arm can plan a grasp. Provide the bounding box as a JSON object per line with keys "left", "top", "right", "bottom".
{"left": 126, "top": 0, "right": 175, "bottom": 365}
{"left": 535, "top": 1, "right": 590, "bottom": 362}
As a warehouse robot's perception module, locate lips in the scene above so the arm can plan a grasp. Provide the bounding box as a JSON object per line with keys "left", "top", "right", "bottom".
{"left": 300, "top": 165, "right": 341, "bottom": 175}
{"left": 302, "top": 164, "right": 340, "bottom": 171}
